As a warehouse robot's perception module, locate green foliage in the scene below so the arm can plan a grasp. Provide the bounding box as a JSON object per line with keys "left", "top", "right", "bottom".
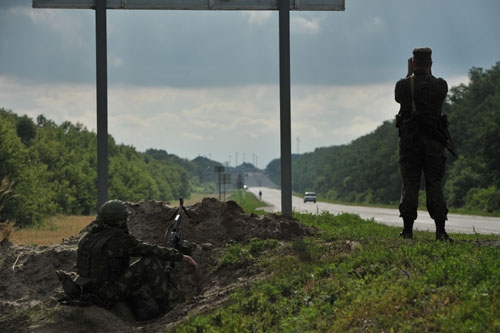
{"left": 218, "top": 238, "right": 279, "bottom": 268}
{"left": 169, "top": 213, "right": 500, "bottom": 332}
{"left": 16, "top": 115, "right": 37, "bottom": 146}
{"left": 270, "top": 121, "right": 401, "bottom": 206}
{"left": 0, "top": 108, "right": 220, "bottom": 226}
{"left": 228, "top": 189, "right": 267, "bottom": 214}
{"left": 465, "top": 186, "right": 500, "bottom": 213}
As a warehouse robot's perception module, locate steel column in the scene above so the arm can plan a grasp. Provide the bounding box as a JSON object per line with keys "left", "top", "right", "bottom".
{"left": 95, "top": 0, "right": 108, "bottom": 211}
{"left": 279, "top": 0, "right": 292, "bottom": 217}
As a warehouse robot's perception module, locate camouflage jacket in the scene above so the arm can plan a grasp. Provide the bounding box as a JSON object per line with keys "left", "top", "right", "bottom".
{"left": 76, "top": 224, "right": 183, "bottom": 284}
{"left": 395, "top": 69, "right": 448, "bottom": 141}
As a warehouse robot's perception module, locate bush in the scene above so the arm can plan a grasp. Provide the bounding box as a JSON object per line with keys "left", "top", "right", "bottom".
{"left": 465, "top": 186, "right": 500, "bottom": 212}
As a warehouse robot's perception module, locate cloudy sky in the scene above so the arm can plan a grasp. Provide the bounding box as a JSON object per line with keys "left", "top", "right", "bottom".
{"left": 1, "top": 0, "right": 499, "bottom": 168}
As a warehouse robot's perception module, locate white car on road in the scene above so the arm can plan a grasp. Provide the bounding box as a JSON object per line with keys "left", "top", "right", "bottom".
{"left": 303, "top": 192, "right": 317, "bottom": 203}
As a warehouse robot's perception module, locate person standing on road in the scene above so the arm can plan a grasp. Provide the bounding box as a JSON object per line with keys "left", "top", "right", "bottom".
{"left": 394, "top": 47, "right": 453, "bottom": 242}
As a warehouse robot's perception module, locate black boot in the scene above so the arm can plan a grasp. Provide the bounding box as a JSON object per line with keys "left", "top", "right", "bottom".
{"left": 435, "top": 221, "right": 454, "bottom": 243}
{"left": 399, "top": 218, "right": 414, "bottom": 239}
{"left": 436, "top": 230, "right": 454, "bottom": 243}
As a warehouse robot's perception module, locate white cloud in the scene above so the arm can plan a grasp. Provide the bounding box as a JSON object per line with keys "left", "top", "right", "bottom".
{"left": 292, "top": 16, "right": 321, "bottom": 35}
{"left": 0, "top": 76, "right": 96, "bottom": 127}
{"left": 26, "top": 8, "right": 90, "bottom": 48}
{"left": 245, "top": 11, "right": 273, "bottom": 25}
{"left": 0, "top": 66, "right": 473, "bottom": 167}
{"left": 2, "top": 0, "right": 496, "bottom": 167}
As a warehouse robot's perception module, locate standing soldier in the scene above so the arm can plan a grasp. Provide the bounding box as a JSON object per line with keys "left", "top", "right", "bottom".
{"left": 395, "top": 47, "right": 453, "bottom": 242}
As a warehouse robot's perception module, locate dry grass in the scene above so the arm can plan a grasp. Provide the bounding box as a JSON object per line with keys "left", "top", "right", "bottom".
{"left": 1, "top": 221, "right": 16, "bottom": 246}
{"left": 11, "top": 215, "right": 94, "bottom": 246}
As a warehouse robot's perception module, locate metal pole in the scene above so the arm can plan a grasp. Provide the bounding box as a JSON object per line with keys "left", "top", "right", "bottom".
{"left": 95, "top": 0, "right": 108, "bottom": 211}
{"left": 279, "top": 0, "right": 292, "bottom": 216}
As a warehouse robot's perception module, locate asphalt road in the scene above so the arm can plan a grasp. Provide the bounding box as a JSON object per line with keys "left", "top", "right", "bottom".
{"left": 247, "top": 186, "right": 500, "bottom": 235}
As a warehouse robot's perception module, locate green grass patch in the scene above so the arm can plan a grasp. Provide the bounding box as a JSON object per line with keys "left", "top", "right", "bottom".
{"left": 167, "top": 212, "right": 500, "bottom": 332}
{"left": 229, "top": 190, "right": 268, "bottom": 214}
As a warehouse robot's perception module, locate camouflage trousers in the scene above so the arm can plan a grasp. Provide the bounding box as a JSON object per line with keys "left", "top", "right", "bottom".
{"left": 93, "top": 256, "right": 170, "bottom": 306}
{"left": 399, "top": 133, "right": 448, "bottom": 222}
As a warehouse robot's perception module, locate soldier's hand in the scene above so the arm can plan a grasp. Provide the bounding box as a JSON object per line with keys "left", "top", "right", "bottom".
{"left": 407, "top": 57, "right": 413, "bottom": 77}
{"left": 182, "top": 255, "right": 199, "bottom": 273}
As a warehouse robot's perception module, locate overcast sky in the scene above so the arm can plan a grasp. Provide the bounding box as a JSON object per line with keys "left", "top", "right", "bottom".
{"left": 1, "top": 0, "right": 499, "bottom": 168}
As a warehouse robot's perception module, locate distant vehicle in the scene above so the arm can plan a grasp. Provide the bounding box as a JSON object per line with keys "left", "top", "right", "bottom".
{"left": 303, "top": 192, "right": 317, "bottom": 203}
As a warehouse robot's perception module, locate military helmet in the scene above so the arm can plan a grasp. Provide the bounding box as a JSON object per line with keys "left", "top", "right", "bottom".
{"left": 98, "top": 199, "right": 129, "bottom": 226}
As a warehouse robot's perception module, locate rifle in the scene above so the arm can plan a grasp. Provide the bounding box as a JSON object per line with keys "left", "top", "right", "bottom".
{"left": 165, "top": 198, "right": 192, "bottom": 267}
{"left": 441, "top": 114, "right": 458, "bottom": 157}
{"left": 409, "top": 75, "right": 458, "bottom": 157}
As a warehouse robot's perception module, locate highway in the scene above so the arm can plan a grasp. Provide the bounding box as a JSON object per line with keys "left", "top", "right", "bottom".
{"left": 247, "top": 186, "right": 500, "bottom": 235}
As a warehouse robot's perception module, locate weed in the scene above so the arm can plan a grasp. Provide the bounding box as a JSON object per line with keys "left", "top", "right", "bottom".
{"left": 218, "top": 243, "right": 252, "bottom": 268}
{"left": 248, "top": 238, "right": 279, "bottom": 255}
{"left": 169, "top": 211, "right": 500, "bottom": 332}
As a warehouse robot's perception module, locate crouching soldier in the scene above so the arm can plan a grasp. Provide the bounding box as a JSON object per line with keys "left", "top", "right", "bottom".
{"left": 57, "top": 199, "right": 198, "bottom": 321}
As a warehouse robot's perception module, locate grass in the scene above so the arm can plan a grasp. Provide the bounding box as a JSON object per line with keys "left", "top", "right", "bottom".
{"left": 9, "top": 193, "right": 500, "bottom": 331}
{"left": 10, "top": 215, "right": 94, "bottom": 245}
{"left": 168, "top": 212, "right": 500, "bottom": 332}
{"left": 229, "top": 189, "right": 268, "bottom": 214}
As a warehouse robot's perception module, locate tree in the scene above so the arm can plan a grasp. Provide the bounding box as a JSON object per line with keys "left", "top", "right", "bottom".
{"left": 16, "top": 115, "right": 37, "bottom": 146}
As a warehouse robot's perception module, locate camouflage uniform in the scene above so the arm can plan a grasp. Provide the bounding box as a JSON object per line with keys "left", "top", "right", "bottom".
{"left": 395, "top": 48, "right": 451, "bottom": 241}
{"left": 59, "top": 200, "right": 185, "bottom": 321}
{"left": 76, "top": 224, "right": 183, "bottom": 306}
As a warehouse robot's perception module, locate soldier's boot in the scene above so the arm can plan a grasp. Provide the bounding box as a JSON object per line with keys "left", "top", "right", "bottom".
{"left": 435, "top": 220, "right": 454, "bottom": 243}
{"left": 399, "top": 218, "right": 414, "bottom": 239}
{"left": 56, "top": 270, "right": 82, "bottom": 301}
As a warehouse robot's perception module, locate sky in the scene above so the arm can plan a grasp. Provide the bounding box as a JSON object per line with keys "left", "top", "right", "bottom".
{"left": 1, "top": 0, "right": 500, "bottom": 168}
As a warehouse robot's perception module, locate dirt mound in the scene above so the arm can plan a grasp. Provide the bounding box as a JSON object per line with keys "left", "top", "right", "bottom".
{"left": 0, "top": 198, "right": 316, "bottom": 332}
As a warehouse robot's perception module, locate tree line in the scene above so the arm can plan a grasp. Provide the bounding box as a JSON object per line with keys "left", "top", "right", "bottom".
{"left": 0, "top": 110, "right": 222, "bottom": 226}
{"left": 266, "top": 62, "right": 500, "bottom": 213}
{"left": 3, "top": 62, "right": 499, "bottom": 225}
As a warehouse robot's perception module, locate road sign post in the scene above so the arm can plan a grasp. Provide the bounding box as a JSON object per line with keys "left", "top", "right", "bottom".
{"left": 33, "top": 0, "right": 345, "bottom": 216}
{"left": 223, "top": 173, "right": 232, "bottom": 201}
{"left": 95, "top": 0, "right": 108, "bottom": 211}
{"left": 279, "top": 0, "right": 292, "bottom": 217}
{"left": 214, "top": 166, "right": 225, "bottom": 200}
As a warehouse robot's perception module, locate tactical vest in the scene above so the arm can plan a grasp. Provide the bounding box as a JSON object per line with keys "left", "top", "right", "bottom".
{"left": 76, "top": 227, "right": 130, "bottom": 284}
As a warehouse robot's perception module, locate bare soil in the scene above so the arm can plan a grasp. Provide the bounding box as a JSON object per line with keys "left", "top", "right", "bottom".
{"left": 0, "top": 198, "right": 316, "bottom": 332}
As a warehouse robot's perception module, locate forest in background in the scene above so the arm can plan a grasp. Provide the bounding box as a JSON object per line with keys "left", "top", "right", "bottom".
{"left": 2, "top": 62, "right": 500, "bottom": 226}
{"left": 0, "top": 109, "right": 225, "bottom": 226}
{"left": 267, "top": 62, "right": 500, "bottom": 213}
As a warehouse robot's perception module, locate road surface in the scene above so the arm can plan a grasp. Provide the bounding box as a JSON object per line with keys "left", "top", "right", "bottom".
{"left": 247, "top": 187, "right": 500, "bottom": 235}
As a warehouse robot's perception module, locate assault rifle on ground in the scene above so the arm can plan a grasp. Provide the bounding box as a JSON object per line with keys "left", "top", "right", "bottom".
{"left": 165, "top": 198, "right": 192, "bottom": 268}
